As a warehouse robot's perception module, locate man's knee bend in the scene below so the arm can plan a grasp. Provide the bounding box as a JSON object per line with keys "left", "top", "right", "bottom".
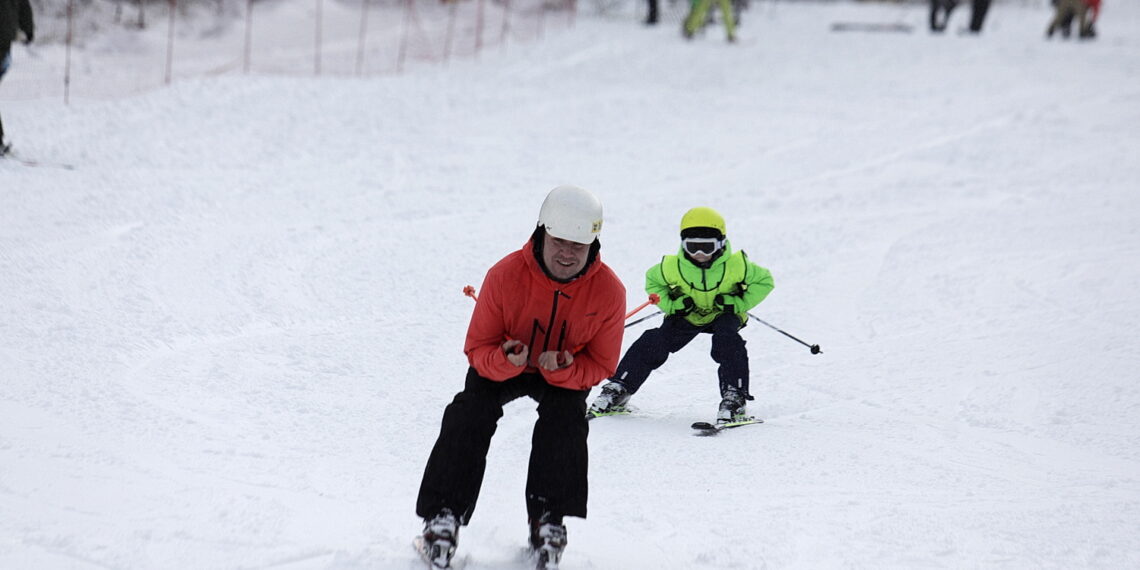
{"left": 443, "top": 390, "right": 504, "bottom": 426}
{"left": 538, "top": 389, "right": 588, "bottom": 420}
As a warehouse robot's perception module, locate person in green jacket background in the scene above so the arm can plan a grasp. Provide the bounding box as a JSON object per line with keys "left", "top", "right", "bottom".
{"left": 683, "top": 0, "right": 737, "bottom": 42}
{"left": 588, "top": 206, "right": 774, "bottom": 423}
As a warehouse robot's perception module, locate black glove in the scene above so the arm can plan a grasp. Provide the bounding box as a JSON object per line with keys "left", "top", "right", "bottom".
{"left": 24, "top": 31, "right": 33, "bottom": 44}
{"left": 673, "top": 295, "right": 695, "bottom": 316}
{"left": 714, "top": 294, "right": 737, "bottom": 313}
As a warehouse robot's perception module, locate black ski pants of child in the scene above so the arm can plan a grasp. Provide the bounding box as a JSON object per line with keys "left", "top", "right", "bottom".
{"left": 612, "top": 312, "right": 750, "bottom": 398}
{"left": 416, "top": 367, "right": 590, "bottom": 525}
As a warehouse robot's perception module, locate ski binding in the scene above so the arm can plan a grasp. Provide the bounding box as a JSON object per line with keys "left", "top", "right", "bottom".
{"left": 585, "top": 405, "right": 632, "bottom": 420}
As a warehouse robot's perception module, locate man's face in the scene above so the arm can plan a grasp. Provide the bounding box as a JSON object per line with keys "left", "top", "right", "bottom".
{"left": 542, "top": 233, "right": 590, "bottom": 281}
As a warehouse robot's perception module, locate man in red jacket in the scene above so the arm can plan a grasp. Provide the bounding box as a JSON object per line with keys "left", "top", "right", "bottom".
{"left": 415, "top": 185, "right": 626, "bottom": 569}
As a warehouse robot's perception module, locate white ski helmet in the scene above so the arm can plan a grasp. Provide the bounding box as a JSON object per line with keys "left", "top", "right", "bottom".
{"left": 537, "top": 185, "right": 604, "bottom": 244}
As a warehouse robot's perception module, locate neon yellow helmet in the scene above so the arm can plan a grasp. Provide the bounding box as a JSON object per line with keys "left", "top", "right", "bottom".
{"left": 679, "top": 207, "right": 726, "bottom": 237}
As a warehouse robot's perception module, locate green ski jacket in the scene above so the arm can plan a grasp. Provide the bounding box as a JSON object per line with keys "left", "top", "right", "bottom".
{"left": 646, "top": 241, "right": 774, "bottom": 326}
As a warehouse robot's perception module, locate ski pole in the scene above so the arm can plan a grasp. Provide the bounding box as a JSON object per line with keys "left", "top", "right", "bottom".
{"left": 624, "top": 294, "right": 660, "bottom": 320}
{"left": 625, "top": 310, "right": 662, "bottom": 329}
{"left": 747, "top": 312, "right": 822, "bottom": 355}
{"left": 464, "top": 285, "right": 593, "bottom": 356}
{"left": 466, "top": 286, "right": 660, "bottom": 324}
{"left": 463, "top": 285, "right": 479, "bottom": 302}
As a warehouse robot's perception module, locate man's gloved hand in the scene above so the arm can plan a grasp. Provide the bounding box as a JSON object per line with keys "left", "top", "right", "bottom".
{"left": 24, "top": 32, "right": 33, "bottom": 44}
{"left": 502, "top": 340, "right": 529, "bottom": 367}
{"left": 538, "top": 350, "right": 572, "bottom": 371}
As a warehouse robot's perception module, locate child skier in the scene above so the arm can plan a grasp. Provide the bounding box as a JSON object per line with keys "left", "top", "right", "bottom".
{"left": 587, "top": 207, "right": 774, "bottom": 423}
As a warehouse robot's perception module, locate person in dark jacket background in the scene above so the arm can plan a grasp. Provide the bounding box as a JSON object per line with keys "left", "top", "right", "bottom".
{"left": 967, "top": 0, "right": 992, "bottom": 33}
{"left": 1, "top": 0, "right": 35, "bottom": 154}
{"left": 645, "top": 0, "right": 659, "bottom": 25}
{"left": 929, "top": 0, "right": 991, "bottom": 34}
{"left": 929, "top": 0, "right": 958, "bottom": 32}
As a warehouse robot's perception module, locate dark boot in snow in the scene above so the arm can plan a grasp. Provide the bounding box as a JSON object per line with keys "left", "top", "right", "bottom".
{"left": 421, "top": 508, "right": 459, "bottom": 568}
{"left": 586, "top": 382, "right": 630, "bottom": 418}
{"left": 529, "top": 513, "right": 567, "bottom": 569}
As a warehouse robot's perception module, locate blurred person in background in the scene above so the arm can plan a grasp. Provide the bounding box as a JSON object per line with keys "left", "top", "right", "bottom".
{"left": 0, "top": 0, "right": 34, "bottom": 155}
{"left": 967, "top": 0, "right": 991, "bottom": 33}
{"left": 1048, "top": 0, "right": 1100, "bottom": 39}
{"left": 683, "top": 0, "right": 737, "bottom": 42}
{"left": 929, "top": 0, "right": 958, "bottom": 32}
{"left": 645, "top": 0, "right": 659, "bottom": 25}
{"left": 930, "top": 0, "right": 990, "bottom": 34}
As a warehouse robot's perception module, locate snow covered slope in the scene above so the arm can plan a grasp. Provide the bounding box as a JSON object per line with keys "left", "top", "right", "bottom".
{"left": 3, "top": 1, "right": 1139, "bottom": 568}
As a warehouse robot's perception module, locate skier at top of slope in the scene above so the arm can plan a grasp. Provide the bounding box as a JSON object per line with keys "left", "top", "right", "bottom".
{"left": 0, "top": 0, "right": 35, "bottom": 154}
{"left": 588, "top": 206, "right": 774, "bottom": 424}
{"left": 415, "top": 185, "right": 626, "bottom": 569}
{"left": 683, "top": 0, "right": 738, "bottom": 43}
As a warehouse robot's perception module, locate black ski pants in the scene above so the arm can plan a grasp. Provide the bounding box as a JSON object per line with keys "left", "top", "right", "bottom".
{"left": 612, "top": 312, "right": 750, "bottom": 399}
{"left": 929, "top": 0, "right": 958, "bottom": 32}
{"left": 416, "top": 367, "right": 590, "bottom": 525}
{"left": 969, "top": 0, "right": 992, "bottom": 32}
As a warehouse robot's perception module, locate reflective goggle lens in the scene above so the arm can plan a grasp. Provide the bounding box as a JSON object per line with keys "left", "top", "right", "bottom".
{"left": 683, "top": 238, "right": 722, "bottom": 256}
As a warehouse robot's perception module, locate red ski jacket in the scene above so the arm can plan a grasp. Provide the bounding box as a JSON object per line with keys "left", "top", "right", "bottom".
{"left": 464, "top": 240, "right": 626, "bottom": 391}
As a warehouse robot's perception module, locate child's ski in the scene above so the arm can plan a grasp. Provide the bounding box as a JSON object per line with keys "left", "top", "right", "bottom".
{"left": 691, "top": 417, "right": 763, "bottom": 436}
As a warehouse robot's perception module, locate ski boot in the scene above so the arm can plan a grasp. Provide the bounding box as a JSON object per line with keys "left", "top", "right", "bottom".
{"left": 586, "top": 382, "right": 631, "bottom": 419}
{"left": 529, "top": 513, "right": 567, "bottom": 569}
{"left": 420, "top": 508, "right": 459, "bottom": 568}
{"left": 717, "top": 386, "right": 749, "bottom": 424}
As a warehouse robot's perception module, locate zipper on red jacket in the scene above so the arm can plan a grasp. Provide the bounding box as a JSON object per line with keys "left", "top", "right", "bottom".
{"left": 527, "top": 289, "right": 571, "bottom": 361}
{"left": 542, "top": 290, "right": 570, "bottom": 353}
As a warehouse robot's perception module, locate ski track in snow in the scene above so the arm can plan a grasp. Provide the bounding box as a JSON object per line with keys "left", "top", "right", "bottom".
{"left": 4, "top": 1, "right": 1140, "bottom": 569}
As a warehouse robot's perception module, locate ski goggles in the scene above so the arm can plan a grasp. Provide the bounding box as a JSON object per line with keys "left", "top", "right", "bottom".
{"left": 682, "top": 237, "right": 724, "bottom": 256}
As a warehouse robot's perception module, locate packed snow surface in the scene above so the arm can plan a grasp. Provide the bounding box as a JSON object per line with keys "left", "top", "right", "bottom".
{"left": 3, "top": 1, "right": 1139, "bottom": 568}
